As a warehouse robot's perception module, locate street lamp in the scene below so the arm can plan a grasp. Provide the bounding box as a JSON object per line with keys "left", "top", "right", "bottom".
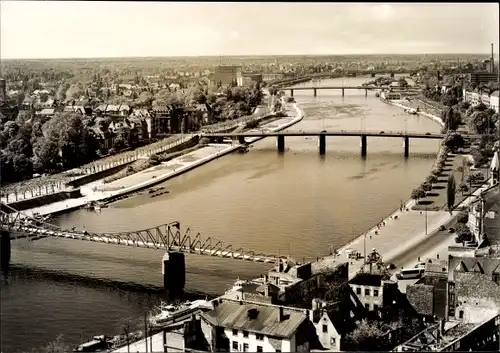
{"left": 425, "top": 209, "right": 428, "bottom": 235}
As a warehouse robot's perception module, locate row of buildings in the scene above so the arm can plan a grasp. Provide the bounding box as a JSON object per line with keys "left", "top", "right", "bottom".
{"left": 210, "top": 65, "right": 287, "bottom": 87}
{"left": 462, "top": 88, "right": 499, "bottom": 112}
{"left": 112, "top": 167, "right": 500, "bottom": 352}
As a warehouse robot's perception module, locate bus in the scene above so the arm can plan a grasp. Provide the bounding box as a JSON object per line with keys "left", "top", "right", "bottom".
{"left": 396, "top": 267, "right": 425, "bottom": 280}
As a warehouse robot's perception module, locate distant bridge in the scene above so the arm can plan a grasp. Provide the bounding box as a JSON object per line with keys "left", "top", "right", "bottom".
{"left": 279, "top": 85, "right": 420, "bottom": 97}
{"left": 0, "top": 203, "right": 286, "bottom": 264}
{"left": 203, "top": 130, "right": 488, "bottom": 157}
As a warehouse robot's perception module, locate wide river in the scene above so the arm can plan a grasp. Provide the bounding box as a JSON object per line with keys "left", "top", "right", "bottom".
{"left": 1, "top": 76, "right": 442, "bottom": 352}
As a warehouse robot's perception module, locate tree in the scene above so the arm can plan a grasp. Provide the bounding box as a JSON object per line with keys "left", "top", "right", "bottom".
{"left": 459, "top": 182, "right": 469, "bottom": 195}
{"left": 444, "top": 132, "right": 465, "bottom": 150}
{"left": 411, "top": 187, "right": 426, "bottom": 202}
{"left": 346, "top": 319, "right": 387, "bottom": 351}
{"left": 447, "top": 174, "right": 456, "bottom": 211}
{"left": 455, "top": 224, "right": 473, "bottom": 244}
{"left": 440, "top": 92, "right": 458, "bottom": 107}
{"left": 457, "top": 210, "right": 469, "bottom": 224}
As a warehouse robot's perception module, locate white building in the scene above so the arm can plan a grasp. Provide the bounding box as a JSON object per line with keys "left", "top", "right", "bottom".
{"left": 463, "top": 89, "right": 499, "bottom": 112}
{"left": 199, "top": 298, "right": 313, "bottom": 352}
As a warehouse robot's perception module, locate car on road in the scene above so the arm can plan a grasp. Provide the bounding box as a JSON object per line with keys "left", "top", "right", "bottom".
{"left": 386, "top": 263, "right": 396, "bottom": 270}
{"left": 425, "top": 132, "right": 431, "bottom": 135}
{"left": 321, "top": 130, "right": 327, "bottom": 133}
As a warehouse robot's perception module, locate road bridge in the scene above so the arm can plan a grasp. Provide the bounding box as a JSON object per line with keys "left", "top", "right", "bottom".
{"left": 279, "top": 85, "right": 420, "bottom": 97}
{"left": 203, "top": 130, "right": 487, "bottom": 157}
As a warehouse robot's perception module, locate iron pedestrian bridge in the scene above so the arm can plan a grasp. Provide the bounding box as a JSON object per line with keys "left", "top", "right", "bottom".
{"left": 0, "top": 203, "right": 286, "bottom": 264}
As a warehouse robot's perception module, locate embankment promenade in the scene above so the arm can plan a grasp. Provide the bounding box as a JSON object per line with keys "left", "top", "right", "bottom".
{"left": 311, "top": 97, "right": 455, "bottom": 278}
{"left": 18, "top": 103, "right": 304, "bottom": 218}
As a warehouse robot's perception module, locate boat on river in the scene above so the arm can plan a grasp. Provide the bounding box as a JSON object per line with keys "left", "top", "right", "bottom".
{"left": 148, "top": 299, "right": 213, "bottom": 329}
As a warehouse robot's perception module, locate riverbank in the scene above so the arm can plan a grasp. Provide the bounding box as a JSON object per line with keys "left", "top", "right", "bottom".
{"left": 311, "top": 97, "right": 450, "bottom": 277}
{"left": 16, "top": 103, "right": 304, "bottom": 218}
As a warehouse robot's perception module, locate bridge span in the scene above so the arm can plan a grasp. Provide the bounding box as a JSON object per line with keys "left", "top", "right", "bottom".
{"left": 0, "top": 203, "right": 286, "bottom": 264}
{"left": 203, "top": 130, "right": 487, "bottom": 157}
{"left": 204, "top": 129, "right": 446, "bottom": 157}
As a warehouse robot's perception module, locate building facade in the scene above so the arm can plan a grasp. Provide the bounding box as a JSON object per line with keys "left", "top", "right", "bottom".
{"left": 212, "top": 65, "right": 243, "bottom": 87}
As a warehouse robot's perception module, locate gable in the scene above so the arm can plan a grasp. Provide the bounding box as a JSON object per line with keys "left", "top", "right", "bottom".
{"left": 454, "top": 261, "right": 468, "bottom": 273}
{"left": 472, "top": 262, "right": 485, "bottom": 274}
{"left": 318, "top": 312, "right": 339, "bottom": 336}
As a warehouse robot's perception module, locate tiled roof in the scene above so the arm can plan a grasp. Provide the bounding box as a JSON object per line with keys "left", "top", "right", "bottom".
{"left": 449, "top": 256, "right": 500, "bottom": 281}
{"left": 406, "top": 284, "right": 434, "bottom": 316}
{"left": 454, "top": 272, "right": 500, "bottom": 305}
{"left": 200, "top": 299, "right": 307, "bottom": 338}
{"left": 348, "top": 272, "right": 389, "bottom": 287}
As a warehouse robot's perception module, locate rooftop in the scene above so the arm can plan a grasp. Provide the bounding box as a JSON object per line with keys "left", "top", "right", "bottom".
{"left": 200, "top": 299, "right": 307, "bottom": 339}
{"left": 348, "top": 272, "right": 390, "bottom": 287}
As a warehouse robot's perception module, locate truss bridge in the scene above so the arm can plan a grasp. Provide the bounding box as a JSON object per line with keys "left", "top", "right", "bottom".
{"left": 0, "top": 203, "right": 285, "bottom": 263}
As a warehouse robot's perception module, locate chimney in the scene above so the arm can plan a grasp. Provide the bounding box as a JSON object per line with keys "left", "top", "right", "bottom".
{"left": 491, "top": 43, "right": 495, "bottom": 74}
{"left": 278, "top": 306, "right": 285, "bottom": 321}
{"left": 277, "top": 260, "right": 282, "bottom": 273}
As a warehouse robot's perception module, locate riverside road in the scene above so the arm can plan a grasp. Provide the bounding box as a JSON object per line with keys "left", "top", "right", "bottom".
{"left": 2, "top": 75, "right": 447, "bottom": 352}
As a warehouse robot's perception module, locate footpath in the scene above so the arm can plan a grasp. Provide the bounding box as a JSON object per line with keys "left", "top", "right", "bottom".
{"left": 14, "top": 103, "right": 304, "bottom": 218}
{"left": 312, "top": 180, "right": 492, "bottom": 279}
{"left": 311, "top": 97, "right": 471, "bottom": 278}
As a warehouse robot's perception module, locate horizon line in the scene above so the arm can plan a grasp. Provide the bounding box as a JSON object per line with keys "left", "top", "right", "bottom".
{"left": 1, "top": 52, "right": 498, "bottom": 61}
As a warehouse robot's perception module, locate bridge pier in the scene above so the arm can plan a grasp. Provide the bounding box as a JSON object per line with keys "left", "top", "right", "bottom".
{"left": 390, "top": 72, "right": 395, "bottom": 78}
{"left": 313, "top": 88, "right": 317, "bottom": 97}
{"left": 341, "top": 88, "right": 345, "bottom": 97}
{"left": 371, "top": 73, "right": 376, "bottom": 78}
{"left": 0, "top": 230, "right": 11, "bottom": 273}
{"left": 162, "top": 251, "right": 186, "bottom": 296}
{"left": 365, "top": 88, "right": 368, "bottom": 97}
{"left": 238, "top": 136, "right": 245, "bottom": 144}
{"left": 290, "top": 89, "right": 294, "bottom": 97}
{"left": 319, "top": 134, "right": 326, "bottom": 155}
{"left": 403, "top": 136, "right": 410, "bottom": 158}
{"left": 277, "top": 135, "right": 285, "bottom": 153}
{"left": 360, "top": 135, "right": 367, "bottom": 157}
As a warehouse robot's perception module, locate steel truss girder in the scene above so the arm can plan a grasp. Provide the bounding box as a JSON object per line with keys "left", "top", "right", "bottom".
{"left": 0, "top": 204, "right": 287, "bottom": 263}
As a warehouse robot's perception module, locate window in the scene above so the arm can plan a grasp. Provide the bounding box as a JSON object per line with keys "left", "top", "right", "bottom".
{"left": 459, "top": 310, "right": 464, "bottom": 319}
{"left": 374, "top": 304, "right": 379, "bottom": 311}
{"left": 323, "top": 324, "right": 328, "bottom": 333}
{"left": 276, "top": 350, "right": 281, "bottom": 353}
{"left": 356, "top": 287, "right": 361, "bottom": 294}
{"left": 364, "top": 303, "right": 370, "bottom": 310}
{"left": 233, "top": 329, "right": 238, "bottom": 336}
{"left": 373, "top": 289, "right": 379, "bottom": 297}
{"left": 493, "top": 274, "right": 500, "bottom": 283}
{"left": 365, "top": 288, "right": 370, "bottom": 296}
{"left": 243, "top": 331, "right": 249, "bottom": 338}
{"left": 256, "top": 334, "right": 264, "bottom": 341}
{"left": 330, "top": 337, "right": 336, "bottom": 345}
{"left": 257, "top": 346, "right": 263, "bottom": 352}
{"left": 232, "top": 341, "right": 238, "bottom": 351}
{"left": 243, "top": 343, "right": 249, "bottom": 352}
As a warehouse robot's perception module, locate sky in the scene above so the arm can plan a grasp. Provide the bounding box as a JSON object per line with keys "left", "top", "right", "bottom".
{"left": 1, "top": 2, "right": 499, "bottom": 59}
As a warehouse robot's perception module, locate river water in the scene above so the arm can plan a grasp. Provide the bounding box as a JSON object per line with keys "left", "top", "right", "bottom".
{"left": 1, "top": 76, "right": 442, "bottom": 352}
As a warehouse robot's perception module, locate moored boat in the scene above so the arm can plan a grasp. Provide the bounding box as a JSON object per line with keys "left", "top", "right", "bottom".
{"left": 148, "top": 299, "right": 213, "bottom": 328}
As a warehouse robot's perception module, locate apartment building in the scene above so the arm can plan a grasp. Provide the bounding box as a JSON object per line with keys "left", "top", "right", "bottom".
{"left": 462, "top": 89, "right": 499, "bottom": 112}
{"left": 199, "top": 298, "right": 315, "bottom": 352}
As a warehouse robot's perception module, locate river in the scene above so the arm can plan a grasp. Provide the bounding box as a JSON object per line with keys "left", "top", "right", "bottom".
{"left": 0, "top": 76, "right": 442, "bottom": 352}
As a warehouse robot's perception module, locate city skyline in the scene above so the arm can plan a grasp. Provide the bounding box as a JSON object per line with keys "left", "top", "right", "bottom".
{"left": 1, "top": 2, "right": 499, "bottom": 59}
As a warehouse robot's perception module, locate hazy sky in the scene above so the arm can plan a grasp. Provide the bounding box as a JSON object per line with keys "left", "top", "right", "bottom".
{"left": 1, "top": 2, "right": 499, "bottom": 59}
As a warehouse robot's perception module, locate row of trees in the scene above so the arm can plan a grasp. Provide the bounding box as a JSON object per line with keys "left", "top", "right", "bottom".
{"left": 1, "top": 82, "right": 264, "bottom": 185}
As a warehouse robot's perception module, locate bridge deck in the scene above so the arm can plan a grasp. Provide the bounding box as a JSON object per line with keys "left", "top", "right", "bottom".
{"left": 1, "top": 205, "right": 284, "bottom": 264}
{"left": 204, "top": 130, "right": 447, "bottom": 139}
